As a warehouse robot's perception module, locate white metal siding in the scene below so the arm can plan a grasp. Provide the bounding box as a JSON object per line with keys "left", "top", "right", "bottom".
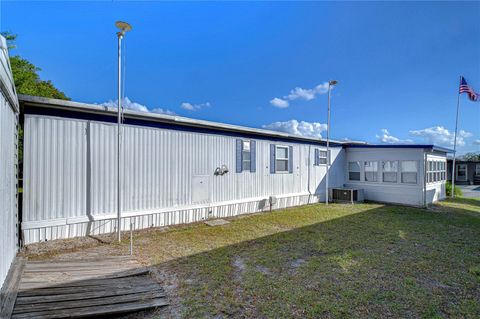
{"left": 23, "top": 114, "right": 345, "bottom": 243}
{"left": 0, "top": 35, "right": 18, "bottom": 288}
{"left": 345, "top": 148, "right": 425, "bottom": 206}
{"left": 425, "top": 152, "right": 447, "bottom": 203}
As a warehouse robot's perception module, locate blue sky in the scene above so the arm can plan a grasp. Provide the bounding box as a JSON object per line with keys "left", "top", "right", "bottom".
{"left": 2, "top": 1, "right": 479, "bottom": 153}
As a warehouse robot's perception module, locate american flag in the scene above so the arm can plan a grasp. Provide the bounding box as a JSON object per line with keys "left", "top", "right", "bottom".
{"left": 459, "top": 76, "right": 480, "bottom": 102}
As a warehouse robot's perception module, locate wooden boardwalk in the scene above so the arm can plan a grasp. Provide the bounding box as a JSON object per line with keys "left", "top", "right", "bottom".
{"left": 8, "top": 256, "right": 168, "bottom": 318}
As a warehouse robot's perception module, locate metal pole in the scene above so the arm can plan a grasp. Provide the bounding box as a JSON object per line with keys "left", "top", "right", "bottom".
{"left": 130, "top": 221, "right": 133, "bottom": 255}
{"left": 117, "top": 32, "right": 123, "bottom": 242}
{"left": 451, "top": 76, "right": 461, "bottom": 199}
{"left": 325, "top": 83, "right": 332, "bottom": 205}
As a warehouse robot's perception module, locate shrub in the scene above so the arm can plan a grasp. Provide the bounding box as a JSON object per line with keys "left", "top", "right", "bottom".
{"left": 446, "top": 181, "right": 463, "bottom": 197}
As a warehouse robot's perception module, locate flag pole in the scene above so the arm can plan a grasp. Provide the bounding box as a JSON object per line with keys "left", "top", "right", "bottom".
{"left": 325, "top": 84, "right": 331, "bottom": 205}
{"left": 451, "top": 75, "right": 462, "bottom": 199}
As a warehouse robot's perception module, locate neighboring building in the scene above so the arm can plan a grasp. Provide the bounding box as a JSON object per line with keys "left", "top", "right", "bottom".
{"left": 447, "top": 159, "right": 480, "bottom": 185}
{"left": 19, "top": 95, "right": 451, "bottom": 244}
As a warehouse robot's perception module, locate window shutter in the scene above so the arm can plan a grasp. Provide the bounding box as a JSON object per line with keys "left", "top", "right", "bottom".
{"left": 288, "top": 146, "right": 293, "bottom": 173}
{"left": 236, "top": 139, "right": 243, "bottom": 173}
{"left": 314, "top": 148, "right": 319, "bottom": 166}
{"left": 270, "top": 144, "right": 276, "bottom": 174}
{"left": 250, "top": 140, "right": 256, "bottom": 173}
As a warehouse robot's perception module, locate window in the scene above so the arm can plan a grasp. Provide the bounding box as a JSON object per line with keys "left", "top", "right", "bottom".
{"left": 401, "top": 161, "right": 417, "bottom": 184}
{"left": 318, "top": 150, "right": 328, "bottom": 165}
{"left": 242, "top": 141, "right": 251, "bottom": 171}
{"left": 382, "top": 161, "right": 398, "bottom": 183}
{"left": 236, "top": 139, "right": 256, "bottom": 173}
{"left": 476, "top": 164, "right": 480, "bottom": 176}
{"left": 275, "top": 146, "right": 289, "bottom": 173}
{"left": 364, "top": 161, "right": 378, "bottom": 182}
{"left": 349, "top": 161, "right": 361, "bottom": 181}
{"left": 426, "top": 160, "right": 446, "bottom": 183}
{"left": 457, "top": 165, "right": 466, "bottom": 178}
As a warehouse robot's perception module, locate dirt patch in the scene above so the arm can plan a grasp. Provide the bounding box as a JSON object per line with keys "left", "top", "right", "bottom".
{"left": 21, "top": 233, "right": 126, "bottom": 260}
{"left": 149, "top": 266, "right": 184, "bottom": 318}
{"left": 291, "top": 258, "right": 306, "bottom": 269}
{"left": 255, "top": 265, "right": 271, "bottom": 275}
{"left": 233, "top": 256, "right": 247, "bottom": 280}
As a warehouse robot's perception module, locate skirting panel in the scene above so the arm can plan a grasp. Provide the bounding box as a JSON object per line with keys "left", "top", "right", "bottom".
{"left": 23, "top": 194, "right": 321, "bottom": 244}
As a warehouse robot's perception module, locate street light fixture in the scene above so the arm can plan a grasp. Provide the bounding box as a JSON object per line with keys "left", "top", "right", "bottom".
{"left": 115, "top": 21, "right": 132, "bottom": 242}
{"left": 325, "top": 80, "right": 338, "bottom": 205}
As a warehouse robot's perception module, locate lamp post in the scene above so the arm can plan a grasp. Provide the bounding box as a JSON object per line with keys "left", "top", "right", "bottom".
{"left": 115, "top": 21, "right": 132, "bottom": 242}
{"left": 325, "top": 80, "right": 338, "bottom": 205}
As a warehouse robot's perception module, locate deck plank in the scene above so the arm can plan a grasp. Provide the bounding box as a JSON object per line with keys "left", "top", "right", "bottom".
{"left": 11, "top": 256, "right": 168, "bottom": 318}
{"left": 0, "top": 257, "right": 26, "bottom": 319}
{"left": 11, "top": 298, "right": 168, "bottom": 319}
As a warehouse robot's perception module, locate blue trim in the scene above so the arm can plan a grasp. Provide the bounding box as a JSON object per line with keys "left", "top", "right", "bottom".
{"left": 250, "top": 140, "right": 256, "bottom": 173}
{"left": 24, "top": 105, "right": 344, "bottom": 148}
{"left": 236, "top": 139, "right": 243, "bottom": 173}
{"left": 345, "top": 144, "right": 453, "bottom": 153}
{"left": 270, "top": 144, "right": 276, "bottom": 174}
{"left": 288, "top": 145, "right": 293, "bottom": 173}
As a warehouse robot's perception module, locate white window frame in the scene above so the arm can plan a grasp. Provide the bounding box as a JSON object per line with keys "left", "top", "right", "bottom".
{"left": 456, "top": 164, "right": 467, "bottom": 181}
{"left": 348, "top": 161, "right": 361, "bottom": 181}
{"left": 475, "top": 164, "right": 480, "bottom": 176}
{"left": 364, "top": 161, "right": 378, "bottom": 182}
{"left": 318, "top": 150, "right": 328, "bottom": 165}
{"left": 427, "top": 160, "right": 446, "bottom": 183}
{"left": 382, "top": 160, "right": 398, "bottom": 183}
{"left": 242, "top": 140, "right": 251, "bottom": 172}
{"left": 400, "top": 160, "right": 418, "bottom": 184}
{"left": 275, "top": 145, "right": 289, "bottom": 173}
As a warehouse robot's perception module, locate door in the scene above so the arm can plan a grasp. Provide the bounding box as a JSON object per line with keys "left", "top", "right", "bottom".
{"left": 456, "top": 164, "right": 467, "bottom": 181}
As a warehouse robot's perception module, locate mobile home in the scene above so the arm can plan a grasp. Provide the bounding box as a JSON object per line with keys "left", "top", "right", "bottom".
{"left": 18, "top": 95, "right": 450, "bottom": 244}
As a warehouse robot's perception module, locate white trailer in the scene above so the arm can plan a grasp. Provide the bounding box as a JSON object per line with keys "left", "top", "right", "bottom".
{"left": 20, "top": 96, "right": 346, "bottom": 244}
{"left": 0, "top": 35, "right": 19, "bottom": 290}
{"left": 19, "top": 96, "right": 451, "bottom": 245}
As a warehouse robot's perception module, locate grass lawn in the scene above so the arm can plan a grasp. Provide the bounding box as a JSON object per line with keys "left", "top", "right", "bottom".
{"left": 26, "top": 198, "right": 480, "bottom": 318}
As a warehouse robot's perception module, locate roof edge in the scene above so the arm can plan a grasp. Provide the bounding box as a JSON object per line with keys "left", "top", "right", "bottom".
{"left": 345, "top": 143, "right": 454, "bottom": 153}
{"left": 19, "top": 94, "right": 346, "bottom": 145}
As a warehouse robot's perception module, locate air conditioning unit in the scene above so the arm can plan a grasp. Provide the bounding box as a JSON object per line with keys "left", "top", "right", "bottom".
{"left": 329, "top": 187, "right": 364, "bottom": 204}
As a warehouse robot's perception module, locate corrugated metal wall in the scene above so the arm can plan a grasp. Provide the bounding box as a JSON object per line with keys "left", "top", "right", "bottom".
{"left": 23, "top": 114, "right": 345, "bottom": 243}
{"left": 0, "top": 35, "right": 19, "bottom": 289}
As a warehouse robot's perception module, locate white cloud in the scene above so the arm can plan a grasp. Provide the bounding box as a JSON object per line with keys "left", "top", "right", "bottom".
{"left": 262, "top": 120, "right": 327, "bottom": 138}
{"left": 151, "top": 108, "right": 175, "bottom": 115}
{"left": 270, "top": 98, "right": 289, "bottom": 108}
{"left": 270, "top": 82, "right": 330, "bottom": 108}
{"left": 473, "top": 140, "right": 480, "bottom": 146}
{"left": 181, "top": 101, "right": 210, "bottom": 111}
{"left": 101, "top": 97, "right": 175, "bottom": 115}
{"left": 376, "top": 129, "right": 413, "bottom": 144}
{"left": 409, "top": 126, "right": 472, "bottom": 147}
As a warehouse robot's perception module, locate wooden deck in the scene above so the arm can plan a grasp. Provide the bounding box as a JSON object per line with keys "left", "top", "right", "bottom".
{"left": 8, "top": 256, "right": 168, "bottom": 318}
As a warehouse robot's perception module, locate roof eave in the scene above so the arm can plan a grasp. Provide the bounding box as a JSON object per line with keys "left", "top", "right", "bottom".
{"left": 19, "top": 94, "right": 345, "bottom": 146}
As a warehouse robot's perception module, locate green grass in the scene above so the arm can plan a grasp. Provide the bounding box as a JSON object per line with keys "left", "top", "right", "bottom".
{"left": 114, "top": 198, "right": 480, "bottom": 318}
{"left": 25, "top": 198, "right": 480, "bottom": 318}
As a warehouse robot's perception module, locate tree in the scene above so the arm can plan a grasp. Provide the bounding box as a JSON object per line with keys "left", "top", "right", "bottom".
{"left": 1, "top": 32, "right": 70, "bottom": 100}
{"left": 462, "top": 152, "right": 480, "bottom": 162}
{"left": 1, "top": 32, "right": 70, "bottom": 180}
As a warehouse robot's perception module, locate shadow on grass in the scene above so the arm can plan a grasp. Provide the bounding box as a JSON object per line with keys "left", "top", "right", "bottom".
{"left": 16, "top": 201, "right": 480, "bottom": 318}
{"left": 140, "top": 202, "right": 480, "bottom": 318}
